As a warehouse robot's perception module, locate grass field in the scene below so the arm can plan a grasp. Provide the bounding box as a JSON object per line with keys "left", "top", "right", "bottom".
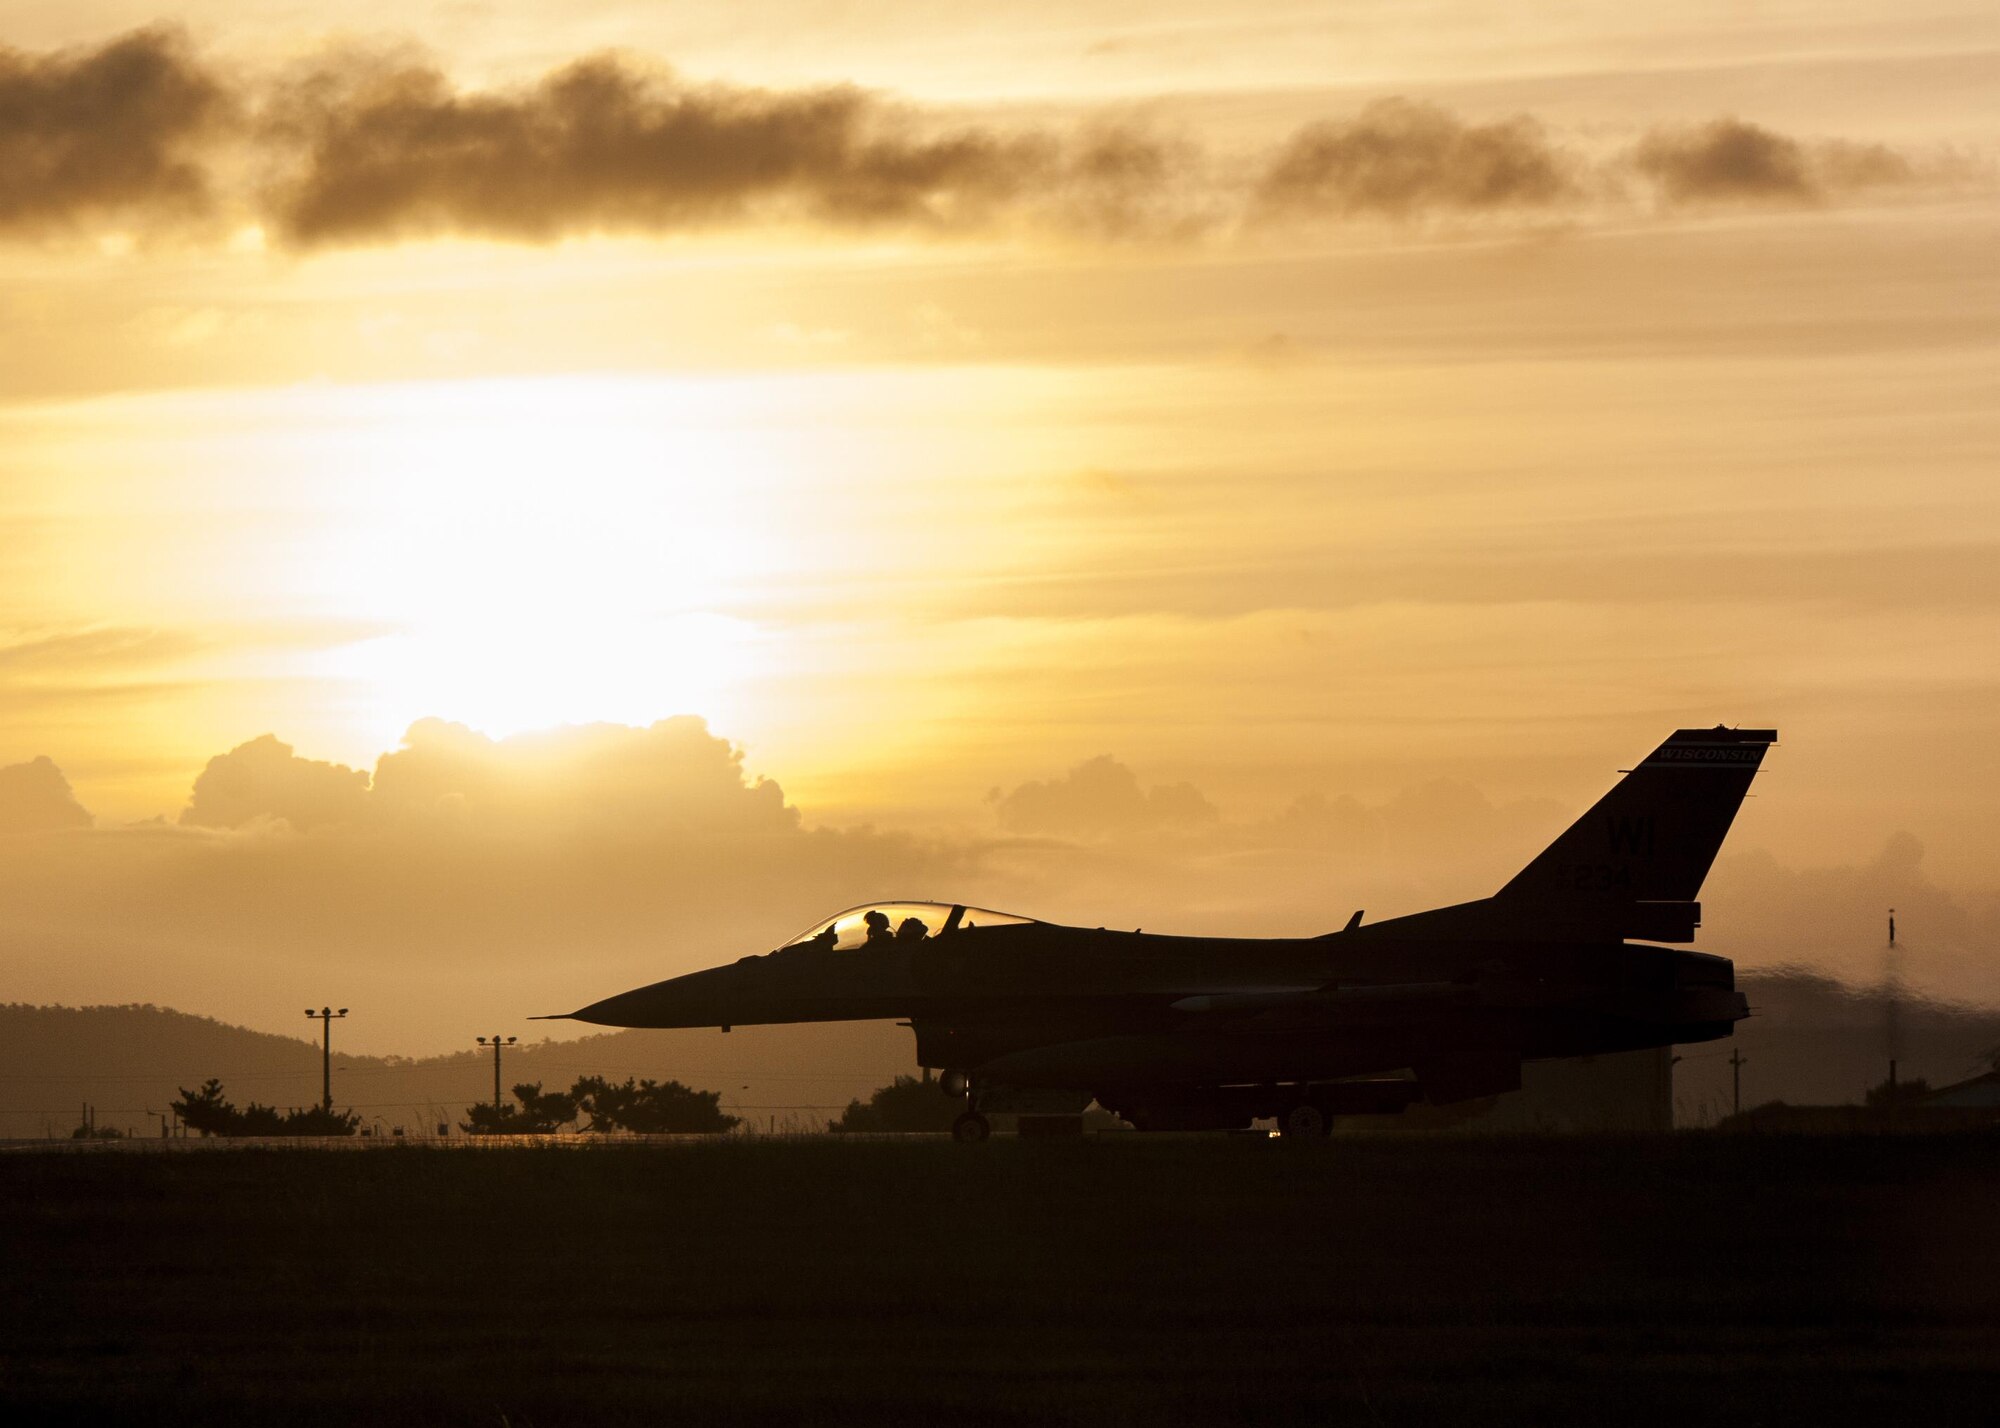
{"left": 3, "top": 1134, "right": 1997, "bottom": 1425}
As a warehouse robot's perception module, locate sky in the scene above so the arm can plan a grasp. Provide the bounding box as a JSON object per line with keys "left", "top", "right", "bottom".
{"left": 1, "top": 2, "right": 1996, "bottom": 1054}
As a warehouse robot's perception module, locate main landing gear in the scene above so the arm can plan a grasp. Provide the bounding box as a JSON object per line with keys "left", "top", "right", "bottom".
{"left": 951, "top": 1110, "right": 991, "bottom": 1142}
{"left": 943, "top": 1067, "right": 989, "bottom": 1141}
{"left": 1278, "top": 1102, "right": 1328, "bottom": 1138}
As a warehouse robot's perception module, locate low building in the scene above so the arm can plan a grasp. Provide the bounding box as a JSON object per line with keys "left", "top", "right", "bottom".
{"left": 1922, "top": 1068, "right": 2000, "bottom": 1111}
{"left": 1338, "top": 1048, "right": 1675, "bottom": 1134}
{"left": 1720, "top": 1069, "right": 2000, "bottom": 1133}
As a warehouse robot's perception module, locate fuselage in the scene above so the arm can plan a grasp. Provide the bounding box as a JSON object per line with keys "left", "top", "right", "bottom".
{"left": 568, "top": 913, "right": 1746, "bottom": 1096}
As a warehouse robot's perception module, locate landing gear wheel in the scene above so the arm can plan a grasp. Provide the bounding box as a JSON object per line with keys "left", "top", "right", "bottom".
{"left": 1280, "top": 1103, "right": 1327, "bottom": 1138}
{"left": 951, "top": 1111, "right": 991, "bottom": 1143}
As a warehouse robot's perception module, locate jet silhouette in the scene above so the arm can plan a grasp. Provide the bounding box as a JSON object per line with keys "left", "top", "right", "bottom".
{"left": 549, "top": 727, "right": 1773, "bottom": 1138}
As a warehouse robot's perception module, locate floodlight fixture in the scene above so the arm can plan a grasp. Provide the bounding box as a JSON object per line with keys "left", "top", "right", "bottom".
{"left": 305, "top": 1004, "right": 349, "bottom": 1111}
{"left": 477, "top": 1032, "right": 520, "bottom": 1111}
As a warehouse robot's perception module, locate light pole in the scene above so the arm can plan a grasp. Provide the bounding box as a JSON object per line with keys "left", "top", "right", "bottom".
{"left": 477, "top": 1034, "right": 517, "bottom": 1110}
{"left": 305, "top": 1007, "right": 348, "bottom": 1111}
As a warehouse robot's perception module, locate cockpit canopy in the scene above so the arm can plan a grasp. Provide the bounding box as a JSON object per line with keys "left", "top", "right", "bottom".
{"left": 782, "top": 901, "right": 1036, "bottom": 952}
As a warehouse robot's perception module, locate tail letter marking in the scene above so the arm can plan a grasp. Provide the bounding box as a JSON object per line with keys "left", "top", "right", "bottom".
{"left": 1606, "top": 814, "right": 1656, "bottom": 856}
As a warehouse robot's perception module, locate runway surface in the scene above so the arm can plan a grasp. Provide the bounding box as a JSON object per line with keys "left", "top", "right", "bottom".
{"left": 4, "top": 1133, "right": 1996, "bottom": 1425}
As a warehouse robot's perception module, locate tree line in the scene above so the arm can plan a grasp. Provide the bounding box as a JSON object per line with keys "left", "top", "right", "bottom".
{"left": 462, "top": 1076, "right": 739, "bottom": 1134}
{"left": 167, "top": 1074, "right": 739, "bottom": 1136}
{"left": 171, "top": 1079, "right": 362, "bottom": 1136}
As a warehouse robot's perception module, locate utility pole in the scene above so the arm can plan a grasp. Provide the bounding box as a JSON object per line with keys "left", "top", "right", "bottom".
{"left": 305, "top": 1007, "right": 348, "bottom": 1111}
{"left": 1729, "top": 1047, "right": 1747, "bottom": 1118}
{"left": 476, "top": 1034, "right": 517, "bottom": 1109}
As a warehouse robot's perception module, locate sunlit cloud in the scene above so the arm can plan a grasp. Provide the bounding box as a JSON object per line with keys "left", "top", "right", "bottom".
{"left": 0, "top": 755, "right": 93, "bottom": 833}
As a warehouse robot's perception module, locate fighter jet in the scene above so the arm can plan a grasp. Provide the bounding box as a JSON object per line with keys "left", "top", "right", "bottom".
{"left": 551, "top": 727, "right": 1773, "bottom": 1139}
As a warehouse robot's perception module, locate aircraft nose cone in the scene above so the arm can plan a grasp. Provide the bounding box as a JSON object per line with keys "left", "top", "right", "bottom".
{"left": 564, "top": 964, "right": 743, "bottom": 1029}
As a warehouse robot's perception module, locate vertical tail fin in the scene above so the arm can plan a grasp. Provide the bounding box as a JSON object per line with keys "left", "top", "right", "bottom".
{"left": 1496, "top": 727, "right": 1776, "bottom": 941}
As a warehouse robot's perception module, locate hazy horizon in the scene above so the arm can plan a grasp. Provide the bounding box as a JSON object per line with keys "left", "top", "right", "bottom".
{"left": 3, "top": 711, "right": 1995, "bottom": 1055}
{"left": 3, "top": 4, "right": 1996, "bottom": 1055}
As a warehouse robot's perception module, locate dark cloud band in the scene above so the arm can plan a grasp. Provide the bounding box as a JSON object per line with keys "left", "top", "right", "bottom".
{"left": 0, "top": 29, "right": 1939, "bottom": 248}
{"left": 0, "top": 28, "right": 230, "bottom": 237}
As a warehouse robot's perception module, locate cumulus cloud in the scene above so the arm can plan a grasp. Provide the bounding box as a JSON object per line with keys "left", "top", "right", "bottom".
{"left": 1232, "top": 779, "right": 1570, "bottom": 908}
{"left": 181, "top": 734, "right": 371, "bottom": 831}
{"left": 992, "top": 755, "right": 1218, "bottom": 839}
{"left": 0, "top": 28, "right": 231, "bottom": 237}
{"left": 0, "top": 756, "right": 93, "bottom": 834}
{"left": 369, "top": 715, "right": 798, "bottom": 837}
{"left": 0, "top": 31, "right": 1943, "bottom": 250}
{"left": 0, "top": 720, "right": 963, "bottom": 1051}
{"left": 1630, "top": 117, "right": 1915, "bottom": 205}
{"left": 1705, "top": 832, "right": 2000, "bottom": 1005}
{"left": 177, "top": 716, "right": 801, "bottom": 839}
{"left": 1254, "top": 100, "right": 1579, "bottom": 220}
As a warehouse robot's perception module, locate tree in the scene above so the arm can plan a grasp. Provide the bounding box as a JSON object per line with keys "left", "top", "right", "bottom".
{"left": 172, "top": 1079, "right": 238, "bottom": 1136}
{"left": 572, "top": 1076, "right": 739, "bottom": 1134}
{"left": 461, "top": 1080, "right": 579, "bottom": 1135}
{"left": 283, "top": 1104, "right": 363, "bottom": 1135}
{"left": 170, "top": 1079, "right": 359, "bottom": 1136}
{"left": 830, "top": 1074, "right": 961, "bottom": 1133}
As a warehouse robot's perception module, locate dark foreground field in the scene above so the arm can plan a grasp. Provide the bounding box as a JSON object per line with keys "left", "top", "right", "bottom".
{"left": 3, "top": 1135, "right": 1997, "bottom": 1426}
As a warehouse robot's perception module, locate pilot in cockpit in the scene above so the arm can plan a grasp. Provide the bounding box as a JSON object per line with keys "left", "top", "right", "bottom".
{"left": 895, "top": 915, "right": 930, "bottom": 942}
{"left": 862, "top": 909, "right": 894, "bottom": 945}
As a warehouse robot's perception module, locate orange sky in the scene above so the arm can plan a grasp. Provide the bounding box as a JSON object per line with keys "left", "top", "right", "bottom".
{"left": 1, "top": 4, "right": 1996, "bottom": 1052}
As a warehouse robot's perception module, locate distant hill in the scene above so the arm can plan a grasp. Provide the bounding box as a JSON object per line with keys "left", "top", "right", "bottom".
{"left": 0, "top": 1003, "right": 906, "bottom": 1139}
{"left": 5, "top": 974, "right": 1996, "bottom": 1137}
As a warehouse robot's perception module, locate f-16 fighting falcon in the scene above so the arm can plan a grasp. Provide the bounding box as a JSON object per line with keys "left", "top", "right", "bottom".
{"left": 549, "top": 727, "right": 1774, "bottom": 1139}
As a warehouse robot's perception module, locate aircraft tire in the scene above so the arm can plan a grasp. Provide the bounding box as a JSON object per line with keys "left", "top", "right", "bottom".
{"left": 951, "top": 1111, "right": 991, "bottom": 1143}
{"left": 1280, "top": 1103, "right": 1328, "bottom": 1138}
